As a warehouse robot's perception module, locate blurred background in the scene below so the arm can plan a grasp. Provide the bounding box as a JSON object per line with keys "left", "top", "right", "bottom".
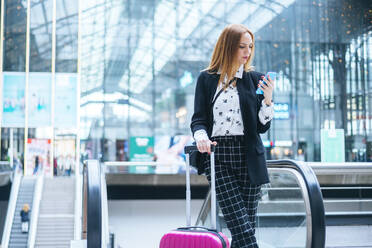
{"left": 0, "top": 0, "right": 371, "bottom": 175}
{"left": 0, "top": 1, "right": 371, "bottom": 247}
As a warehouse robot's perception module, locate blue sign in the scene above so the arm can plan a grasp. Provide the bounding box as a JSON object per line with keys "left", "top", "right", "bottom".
{"left": 321, "top": 129, "right": 345, "bottom": 162}
{"left": 2, "top": 73, "right": 26, "bottom": 127}
{"left": 2, "top": 73, "right": 77, "bottom": 128}
{"left": 54, "top": 74, "right": 78, "bottom": 128}
{"left": 180, "top": 71, "right": 193, "bottom": 88}
{"left": 274, "top": 103, "right": 289, "bottom": 120}
{"left": 28, "top": 73, "right": 52, "bottom": 127}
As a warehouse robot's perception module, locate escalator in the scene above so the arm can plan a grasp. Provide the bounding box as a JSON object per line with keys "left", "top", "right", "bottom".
{"left": 195, "top": 160, "right": 326, "bottom": 248}
{"left": 34, "top": 177, "right": 76, "bottom": 247}
{"left": 2, "top": 169, "right": 83, "bottom": 248}
{"left": 82, "top": 159, "right": 325, "bottom": 248}
{"left": 309, "top": 163, "right": 372, "bottom": 247}
{"left": 1, "top": 162, "right": 367, "bottom": 247}
{"left": 1, "top": 174, "right": 36, "bottom": 248}
{"left": 309, "top": 163, "right": 372, "bottom": 225}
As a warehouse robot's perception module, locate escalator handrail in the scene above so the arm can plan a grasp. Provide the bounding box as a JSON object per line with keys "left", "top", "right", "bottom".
{"left": 307, "top": 162, "right": 372, "bottom": 167}
{"left": 83, "top": 160, "right": 102, "bottom": 248}
{"left": 1, "top": 172, "right": 21, "bottom": 248}
{"left": 267, "top": 159, "right": 326, "bottom": 248}
{"left": 101, "top": 163, "right": 110, "bottom": 247}
{"left": 28, "top": 174, "right": 44, "bottom": 247}
{"left": 308, "top": 162, "right": 372, "bottom": 174}
{"left": 74, "top": 170, "right": 83, "bottom": 240}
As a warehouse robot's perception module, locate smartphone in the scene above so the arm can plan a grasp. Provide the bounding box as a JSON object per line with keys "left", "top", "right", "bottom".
{"left": 256, "top": 71, "right": 277, "bottom": 94}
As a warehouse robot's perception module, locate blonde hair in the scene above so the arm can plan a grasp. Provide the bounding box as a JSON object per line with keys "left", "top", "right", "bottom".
{"left": 22, "top": 204, "right": 29, "bottom": 212}
{"left": 205, "top": 24, "right": 255, "bottom": 88}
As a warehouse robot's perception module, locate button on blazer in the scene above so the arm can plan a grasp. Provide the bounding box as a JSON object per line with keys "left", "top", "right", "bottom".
{"left": 190, "top": 70, "right": 271, "bottom": 185}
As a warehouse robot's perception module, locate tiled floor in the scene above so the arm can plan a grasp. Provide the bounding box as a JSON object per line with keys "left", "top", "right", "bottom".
{"left": 108, "top": 199, "right": 204, "bottom": 248}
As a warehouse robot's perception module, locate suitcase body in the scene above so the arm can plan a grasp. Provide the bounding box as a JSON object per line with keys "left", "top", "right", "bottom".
{"left": 160, "top": 145, "right": 230, "bottom": 248}
{"left": 160, "top": 228, "right": 229, "bottom": 248}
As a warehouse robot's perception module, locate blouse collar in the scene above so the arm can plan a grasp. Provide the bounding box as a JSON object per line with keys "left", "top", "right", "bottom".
{"left": 217, "top": 64, "right": 244, "bottom": 79}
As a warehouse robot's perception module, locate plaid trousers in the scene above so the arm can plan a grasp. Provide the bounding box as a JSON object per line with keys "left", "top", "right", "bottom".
{"left": 204, "top": 135, "right": 262, "bottom": 248}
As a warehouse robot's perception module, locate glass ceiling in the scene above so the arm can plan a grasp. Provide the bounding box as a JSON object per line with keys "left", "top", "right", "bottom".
{"left": 79, "top": 0, "right": 295, "bottom": 107}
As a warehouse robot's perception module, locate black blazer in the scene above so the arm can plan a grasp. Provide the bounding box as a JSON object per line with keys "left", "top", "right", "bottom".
{"left": 190, "top": 70, "right": 271, "bottom": 185}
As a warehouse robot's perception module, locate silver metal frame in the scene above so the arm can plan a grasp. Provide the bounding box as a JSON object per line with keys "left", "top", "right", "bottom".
{"left": 309, "top": 162, "right": 372, "bottom": 174}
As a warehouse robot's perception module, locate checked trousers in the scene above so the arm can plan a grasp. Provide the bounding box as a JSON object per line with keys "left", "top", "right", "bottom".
{"left": 204, "top": 135, "right": 262, "bottom": 248}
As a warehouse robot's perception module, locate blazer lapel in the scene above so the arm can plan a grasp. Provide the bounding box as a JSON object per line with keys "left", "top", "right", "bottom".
{"left": 237, "top": 72, "right": 257, "bottom": 138}
{"left": 208, "top": 73, "right": 220, "bottom": 106}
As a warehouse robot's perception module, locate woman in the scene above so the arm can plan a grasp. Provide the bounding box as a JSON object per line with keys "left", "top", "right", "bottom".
{"left": 190, "top": 24, "right": 275, "bottom": 248}
{"left": 20, "top": 204, "right": 30, "bottom": 233}
{"left": 33, "top": 155, "right": 39, "bottom": 175}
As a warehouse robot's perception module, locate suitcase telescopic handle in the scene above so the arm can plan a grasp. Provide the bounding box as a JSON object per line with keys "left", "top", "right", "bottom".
{"left": 185, "top": 143, "right": 217, "bottom": 229}
{"left": 184, "top": 144, "right": 216, "bottom": 154}
{"left": 177, "top": 226, "right": 216, "bottom": 232}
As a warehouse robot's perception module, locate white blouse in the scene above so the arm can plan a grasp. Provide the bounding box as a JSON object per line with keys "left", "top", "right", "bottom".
{"left": 211, "top": 79, "right": 244, "bottom": 137}
{"left": 194, "top": 65, "right": 274, "bottom": 142}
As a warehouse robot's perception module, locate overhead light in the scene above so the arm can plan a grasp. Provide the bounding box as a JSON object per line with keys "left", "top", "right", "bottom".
{"left": 176, "top": 107, "right": 187, "bottom": 118}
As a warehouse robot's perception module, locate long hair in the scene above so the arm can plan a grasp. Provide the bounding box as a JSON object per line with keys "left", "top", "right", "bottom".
{"left": 205, "top": 24, "right": 255, "bottom": 88}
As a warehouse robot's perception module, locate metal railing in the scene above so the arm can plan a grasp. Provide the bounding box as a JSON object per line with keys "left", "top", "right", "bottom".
{"left": 104, "top": 161, "right": 185, "bottom": 174}
{"left": 74, "top": 168, "right": 83, "bottom": 240}
{"left": 28, "top": 174, "right": 44, "bottom": 247}
{"left": 309, "top": 162, "right": 372, "bottom": 174}
{"left": 1, "top": 172, "right": 21, "bottom": 248}
{"left": 81, "top": 160, "right": 372, "bottom": 248}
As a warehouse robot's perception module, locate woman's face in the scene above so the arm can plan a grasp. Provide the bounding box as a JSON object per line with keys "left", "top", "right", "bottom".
{"left": 236, "top": 32, "right": 253, "bottom": 65}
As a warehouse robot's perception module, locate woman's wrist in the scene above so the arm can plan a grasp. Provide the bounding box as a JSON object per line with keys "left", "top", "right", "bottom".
{"left": 264, "top": 98, "right": 272, "bottom": 106}
{"left": 194, "top": 129, "right": 209, "bottom": 143}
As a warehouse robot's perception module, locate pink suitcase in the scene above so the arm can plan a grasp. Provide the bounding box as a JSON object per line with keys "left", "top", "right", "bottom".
{"left": 160, "top": 145, "right": 230, "bottom": 248}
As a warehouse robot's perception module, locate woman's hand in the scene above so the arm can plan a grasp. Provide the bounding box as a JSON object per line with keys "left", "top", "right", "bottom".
{"left": 196, "top": 139, "right": 217, "bottom": 154}
{"left": 258, "top": 75, "right": 275, "bottom": 106}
